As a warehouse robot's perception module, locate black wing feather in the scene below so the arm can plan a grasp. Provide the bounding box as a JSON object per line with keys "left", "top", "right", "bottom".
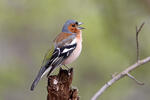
{"left": 30, "top": 43, "right": 77, "bottom": 91}
{"left": 46, "top": 43, "right": 77, "bottom": 76}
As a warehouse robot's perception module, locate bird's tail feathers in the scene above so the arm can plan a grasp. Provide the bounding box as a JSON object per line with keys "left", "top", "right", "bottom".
{"left": 30, "top": 65, "right": 51, "bottom": 91}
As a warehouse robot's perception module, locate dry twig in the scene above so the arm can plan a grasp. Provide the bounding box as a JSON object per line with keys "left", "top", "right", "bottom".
{"left": 91, "top": 23, "right": 149, "bottom": 100}
{"left": 126, "top": 73, "right": 144, "bottom": 85}
{"left": 136, "top": 22, "right": 145, "bottom": 61}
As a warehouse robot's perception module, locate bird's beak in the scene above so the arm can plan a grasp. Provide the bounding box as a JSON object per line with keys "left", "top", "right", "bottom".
{"left": 78, "top": 27, "right": 85, "bottom": 30}
{"left": 77, "top": 22, "right": 85, "bottom": 30}
{"left": 78, "top": 22, "right": 83, "bottom": 25}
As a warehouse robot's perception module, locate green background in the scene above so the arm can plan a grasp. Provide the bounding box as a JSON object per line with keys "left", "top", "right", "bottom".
{"left": 0, "top": 0, "right": 150, "bottom": 100}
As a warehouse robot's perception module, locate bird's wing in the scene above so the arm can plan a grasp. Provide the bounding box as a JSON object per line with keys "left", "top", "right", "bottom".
{"left": 40, "top": 33, "right": 77, "bottom": 77}
{"left": 45, "top": 34, "right": 77, "bottom": 76}
{"left": 42, "top": 44, "right": 55, "bottom": 66}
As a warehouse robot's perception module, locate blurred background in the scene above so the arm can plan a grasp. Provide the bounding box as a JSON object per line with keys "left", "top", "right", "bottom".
{"left": 0, "top": 0, "right": 150, "bottom": 100}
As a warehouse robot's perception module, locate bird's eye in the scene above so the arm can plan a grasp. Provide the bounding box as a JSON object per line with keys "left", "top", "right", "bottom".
{"left": 72, "top": 24, "right": 75, "bottom": 27}
{"left": 75, "top": 22, "right": 78, "bottom": 25}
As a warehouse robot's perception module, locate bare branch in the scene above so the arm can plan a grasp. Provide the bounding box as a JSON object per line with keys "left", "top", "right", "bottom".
{"left": 91, "top": 57, "right": 150, "bottom": 100}
{"left": 91, "top": 23, "right": 147, "bottom": 100}
{"left": 136, "top": 22, "right": 145, "bottom": 61}
{"left": 126, "top": 73, "right": 144, "bottom": 85}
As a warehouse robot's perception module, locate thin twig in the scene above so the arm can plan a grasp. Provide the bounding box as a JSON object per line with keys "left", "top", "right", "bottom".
{"left": 91, "top": 23, "right": 146, "bottom": 100}
{"left": 136, "top": 22, "right": 145, "bottom": 61}
{"left": 126, "top": 73, "right": 144, "bottom": 85}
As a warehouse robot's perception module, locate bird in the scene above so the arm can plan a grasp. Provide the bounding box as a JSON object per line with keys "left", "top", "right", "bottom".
{"left": 30, "top": 20, "right": 84, "bottom": 91}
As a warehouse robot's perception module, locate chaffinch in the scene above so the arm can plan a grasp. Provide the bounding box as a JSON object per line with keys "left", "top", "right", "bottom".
{"left": 30, "top": 20, "right": 84, "bottom": 91}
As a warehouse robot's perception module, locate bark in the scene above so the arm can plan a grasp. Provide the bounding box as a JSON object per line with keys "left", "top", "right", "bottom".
{"left": 47, "top": 68, "right": 79, "bottom": 100}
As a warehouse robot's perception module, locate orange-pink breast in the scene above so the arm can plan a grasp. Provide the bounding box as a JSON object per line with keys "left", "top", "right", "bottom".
{"left": 62, "top": 31, "right": 82, "bottom": 65}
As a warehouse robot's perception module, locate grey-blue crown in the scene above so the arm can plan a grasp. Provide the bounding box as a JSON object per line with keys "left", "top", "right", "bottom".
{"left": 62, "top": 20, "right": 77, "bottom": 33}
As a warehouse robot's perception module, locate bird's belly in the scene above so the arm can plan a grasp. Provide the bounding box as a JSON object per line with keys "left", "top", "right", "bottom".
{"left": 63, "top": 42, "right": 82, "bottom": 65}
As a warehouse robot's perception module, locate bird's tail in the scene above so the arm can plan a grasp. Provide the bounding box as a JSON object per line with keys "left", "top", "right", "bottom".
{"left": 30, "top": 65, "right": 51, "bottom": 91}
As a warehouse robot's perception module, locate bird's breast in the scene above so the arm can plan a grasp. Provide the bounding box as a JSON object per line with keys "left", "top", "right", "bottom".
{"left": 62, "top": 38, "right": 82, "bottom": 65}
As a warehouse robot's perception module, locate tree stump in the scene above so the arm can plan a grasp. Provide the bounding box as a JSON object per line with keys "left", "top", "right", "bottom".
{"left": 47, "top": 68, "right": 79, "bottom": 100}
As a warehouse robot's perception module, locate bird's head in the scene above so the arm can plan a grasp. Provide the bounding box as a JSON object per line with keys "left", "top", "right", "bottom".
{"left": 62, "top": 20, "right": 84, "bottom": 33}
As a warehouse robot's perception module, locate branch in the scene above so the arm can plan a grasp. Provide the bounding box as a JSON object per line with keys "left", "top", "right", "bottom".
{"left": 126, "top": 73, "right": 144, "bottom": 85}
{"left": 136, "top": 22, "right": 145, "bottom": 61}
{"left": 91, "top": 23, "right": 147, "bottom": 100}
{"left": 91, "top": 56, "right": 150, "bottom": 100}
